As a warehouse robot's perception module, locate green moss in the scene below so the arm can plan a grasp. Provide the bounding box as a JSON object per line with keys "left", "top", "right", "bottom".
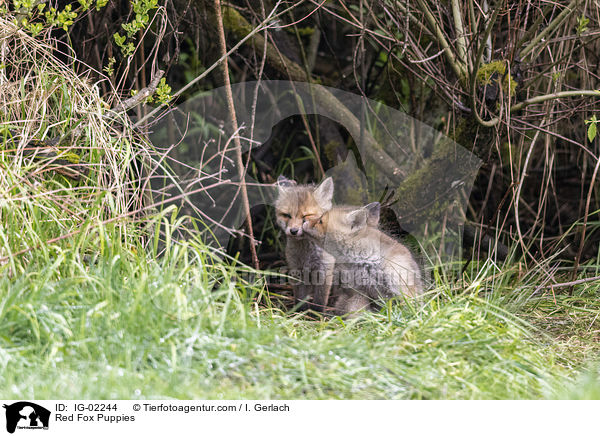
{"left": 476, "top": 60, "right": 517, "bottom": 97}
{"left": 222, "top": 6, "right": 253, "bottom": 36}
{"left": 476, "top": 60, "right": 506, "bottom": 84}
{"left": 286, "top": 26, "right": 315, "bottom": 37}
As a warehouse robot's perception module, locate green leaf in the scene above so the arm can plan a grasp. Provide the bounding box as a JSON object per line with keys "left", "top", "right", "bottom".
{"left": 113, "top": 33, "right": 125, "bottom": 46}
{"left": 588, "top": 122, "right": 597, "bottom": 143}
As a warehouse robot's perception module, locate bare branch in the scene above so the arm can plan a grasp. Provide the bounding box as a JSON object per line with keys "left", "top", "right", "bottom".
{"left": 519, "top": 0, "right": 579, "bottom": 59}
{"left": 111, "top": 69, "right": 164, "bottom": 113}
{"left": 510, "top": 90, "right": 600, "bottom": 112}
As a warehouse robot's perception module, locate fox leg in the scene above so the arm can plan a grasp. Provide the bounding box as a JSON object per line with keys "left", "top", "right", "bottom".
{"left": 335, "top": 291, "right": 370, "bottom": 317}
{"left": 292, "top": 264, "right": 333, "bottom": 312}
{"left": 311, "top": 251, "right": 335, "bottom": 312}
{"left": 292, "top": 283, "right": 313, "bottom": 311}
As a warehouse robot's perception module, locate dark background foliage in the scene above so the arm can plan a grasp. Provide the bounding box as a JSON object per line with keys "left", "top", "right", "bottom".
{"left": 23, "top": 0, "right": 600, "bottom": 273}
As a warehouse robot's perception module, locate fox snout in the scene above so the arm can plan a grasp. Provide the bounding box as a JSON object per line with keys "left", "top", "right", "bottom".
{"left": 287, "top": 227, "right": 303, "bottom": 236}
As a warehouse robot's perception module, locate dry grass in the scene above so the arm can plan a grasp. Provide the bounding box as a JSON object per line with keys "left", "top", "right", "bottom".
{"left": 0, "top": 15, "right": 155, "bottom": 270}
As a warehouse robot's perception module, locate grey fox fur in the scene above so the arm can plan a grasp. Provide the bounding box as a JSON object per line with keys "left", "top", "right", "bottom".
{"left": 303, "top": 202, "right": 423, "bottom": 316}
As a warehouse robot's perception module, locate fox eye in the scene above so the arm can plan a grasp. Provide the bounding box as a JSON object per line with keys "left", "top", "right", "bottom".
{"left": 303, "top": 214, "right": 317, "bottom": 221}
{"left": 281, "top": 213, "right": 291, "bottom": 219}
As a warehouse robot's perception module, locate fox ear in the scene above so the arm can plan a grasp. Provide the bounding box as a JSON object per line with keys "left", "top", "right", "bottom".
{"left": 277, "top": 175, "right": 296, "bottom": 186}
{"left": 364, "top": 202, "right": 380, "bottom": 225}
{"left": 313, "top": 177, "right": 334, "bottom": 210}
{"left": 277, "top": 175, "right": 296, "bottom": 192}
{"left": 346, "top": 208, "right": 368, "bottom": 231}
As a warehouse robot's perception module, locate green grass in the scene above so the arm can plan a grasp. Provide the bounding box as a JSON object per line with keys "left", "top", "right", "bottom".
{"left": 1, "top": 216, "right": 596, "bottom": 399}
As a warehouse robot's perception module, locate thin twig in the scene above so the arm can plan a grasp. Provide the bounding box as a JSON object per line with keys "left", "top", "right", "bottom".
{"left": 550, "top": 275, "right": 600, "bottom": 289}
{"left": 215, "top": 0, "right": 260, "bottom": 270}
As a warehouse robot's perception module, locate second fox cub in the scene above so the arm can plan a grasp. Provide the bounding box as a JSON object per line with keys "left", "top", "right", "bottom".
{"left": 303, "top": 202, "right": 423, "bottom": 315}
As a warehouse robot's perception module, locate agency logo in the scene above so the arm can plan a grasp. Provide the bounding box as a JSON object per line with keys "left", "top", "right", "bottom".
{"left": 3, "top": 402, "right": 50, "bottom": 434}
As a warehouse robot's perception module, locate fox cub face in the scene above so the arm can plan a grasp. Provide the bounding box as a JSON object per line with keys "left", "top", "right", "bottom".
{"left": 275, "top": 176, "right": 334, "bottom": 238}
{"left": 303, "top": 202, "right": 381, "bottom": 242}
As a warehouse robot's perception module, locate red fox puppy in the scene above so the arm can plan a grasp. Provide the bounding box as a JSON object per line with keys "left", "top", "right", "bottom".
{"left": 303, "top": 202, "right": 423, "bottom": 315}
{"left": 275, "top": 176, "right": 335, "bottom": 311}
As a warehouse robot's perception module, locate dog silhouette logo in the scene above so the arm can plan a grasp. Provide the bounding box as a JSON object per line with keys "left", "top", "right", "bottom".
{"left": 3, "top": 402, "right": 50, "bottom": 433}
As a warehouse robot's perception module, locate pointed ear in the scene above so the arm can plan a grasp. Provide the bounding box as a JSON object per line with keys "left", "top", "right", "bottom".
{"left": 277, "top": 175, "right": 296, "bottom": 187}
{"left": 277, "top": 175, "right": 296, "bottom": 194}
{"left": 364, "top": 202, "right": 380, "bottom": 226}
{"left": 346, "top": 208, "right": 368, "bottom": 231}
{"left": 313, "top": 177, "right": 334, "bottom": 210}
